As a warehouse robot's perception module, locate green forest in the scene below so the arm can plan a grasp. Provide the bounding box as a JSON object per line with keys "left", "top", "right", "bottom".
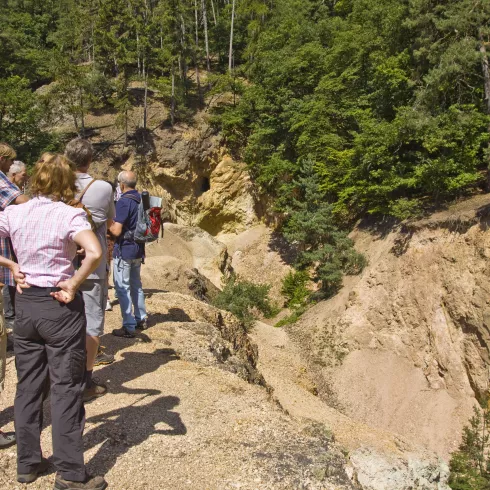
{"left": 2, "top": 0, "right": 490, "bottom": 294}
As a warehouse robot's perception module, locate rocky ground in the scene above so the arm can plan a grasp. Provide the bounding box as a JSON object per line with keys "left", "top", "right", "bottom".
{"left": 0, "top": 291, "right": 355, "bottom": 490}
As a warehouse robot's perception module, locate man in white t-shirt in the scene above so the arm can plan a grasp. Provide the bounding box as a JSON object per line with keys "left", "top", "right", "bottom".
{"left": 65, "top": 138, "right": 115, "bottom": 403}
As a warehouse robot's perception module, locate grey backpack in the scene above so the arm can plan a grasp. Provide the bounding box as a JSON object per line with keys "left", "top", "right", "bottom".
{"left": 121, "top": 194, "right": 162, "bottom": 244}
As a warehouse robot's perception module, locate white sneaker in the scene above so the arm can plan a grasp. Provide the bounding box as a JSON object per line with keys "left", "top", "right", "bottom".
{"left": 105, "top": 300, "right": 113, "bottom": 311}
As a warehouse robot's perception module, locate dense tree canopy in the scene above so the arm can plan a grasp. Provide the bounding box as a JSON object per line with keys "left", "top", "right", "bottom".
{"left": 218, "top": 0, "right": 490, "bottom": 221}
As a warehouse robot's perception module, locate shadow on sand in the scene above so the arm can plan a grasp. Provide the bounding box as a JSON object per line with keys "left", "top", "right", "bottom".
{"left": 84, "top": 348, "right": 185, "bottom": 474}
{"left": 85, "top": 394, "right": 186, "bottom": 475}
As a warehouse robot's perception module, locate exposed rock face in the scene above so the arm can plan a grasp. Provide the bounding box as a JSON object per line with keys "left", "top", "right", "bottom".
{"left": 130, "top": 124, "right": 259, "bottom": 235}
{"left": 289, "top": 195, "right": 490, "bottom": 459}
{"left": 348, "top": 448, "right": 450, "bottom": 490}
{"left": 143, "top": 291, "right": 264, "bottom": 385}
{"left": 253, "top": 321, "right": 450, "bottom": 490}
{"left": 195, "top": 156, "right": 259, "bottom": 235}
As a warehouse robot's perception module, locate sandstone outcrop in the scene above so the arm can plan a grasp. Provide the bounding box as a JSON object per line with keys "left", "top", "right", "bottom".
{"left": 125, "top": 124, "right": 260, "bottom": 235}
{"left": 145, "top": 223, "right": 232, "bottom": 287}
{"left": 143, "top": 291, "right": 263, "bottom": 385}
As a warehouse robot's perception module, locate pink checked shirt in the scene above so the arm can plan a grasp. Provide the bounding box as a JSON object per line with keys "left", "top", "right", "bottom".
{"left": 0, "top": 196, "right": 91, "bottom": 287}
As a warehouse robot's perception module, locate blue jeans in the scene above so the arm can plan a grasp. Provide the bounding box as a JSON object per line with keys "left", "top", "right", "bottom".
{"left": 113, "top": 257, "right": 147, "bottom": 332}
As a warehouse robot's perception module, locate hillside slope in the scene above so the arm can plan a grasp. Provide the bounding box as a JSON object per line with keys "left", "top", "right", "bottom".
{"left": 289, "top": 194, "right": 490, "bottom": 459}
{"left": 0, "top": 292, "right": 355, "bottom": 490}
{"left": 0, "top": 222, "right": 453, "bottom": 489}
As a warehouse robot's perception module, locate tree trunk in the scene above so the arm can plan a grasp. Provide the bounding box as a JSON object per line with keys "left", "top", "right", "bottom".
{"left": 79, "top": 88, "right": 85, "bottom": 137}
{"left": 91, "top": 21, "right": 95, "bottom": 64}
{"left": 124, "top": 109, "right": 128, "bottom": 147}
{"left": 143, "top": 71, "right": 148, "bottom": 130}
{"left": 228, "top": 0, "right": 236, "bottom": 73}
{"left": 194, "top": 0, "right": 203, "bottom": 105}
{"left": 137, "top": 31, "right": 141, "bottom": 76}
{"left": 210, "top": 0, "right": 217, "bottom": 25}
{"left": 180, "top": 15, "right": 188, "bottom": 99}
{"left": 202, "top": 0, "right": 211, "bottom": 73}
{"left": 171, "top": 65, "right": 176, "bottom": 127}
{"left": 479, "top": 32, "right": 490, "bottom": 190}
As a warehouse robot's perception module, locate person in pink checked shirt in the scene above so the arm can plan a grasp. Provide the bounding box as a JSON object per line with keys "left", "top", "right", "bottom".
{"left": 0, "top": 153, "right": 108, "bottom": 490}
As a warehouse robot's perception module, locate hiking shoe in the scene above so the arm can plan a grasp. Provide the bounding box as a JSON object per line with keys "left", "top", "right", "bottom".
{"left": 83, "top": 378, "right": 107, "bottom": 403}
{"left": 112, "top": 327, "right": 135, "bottom": 339}
{"left": 0, "top": 430, "right": 15, "bottom": 448}
{"left": 17, "top": 457, "right": 49, "bottom": 483}
{"left": 136, "top": 318, "right": 149, "bottom": 330}
{"left": 105, "top": 300, "right": 112, "bottom": 311}
{"left": 93, "top": 347, "right": 114, "bottom": 367}
{"left": 54, "top": 474, "right": 107, "bottom": 490}
{"left": 4, "top": 317, "right": 14, "bottom": 331}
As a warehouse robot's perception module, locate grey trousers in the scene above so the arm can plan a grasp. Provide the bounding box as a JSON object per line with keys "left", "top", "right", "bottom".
{"left": 14, "top": 288, "right": 87, "bottom": 481}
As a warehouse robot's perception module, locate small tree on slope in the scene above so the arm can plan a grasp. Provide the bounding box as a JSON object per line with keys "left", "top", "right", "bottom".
{"left": 449, "top": 405, "right": 490, "bottom": 490}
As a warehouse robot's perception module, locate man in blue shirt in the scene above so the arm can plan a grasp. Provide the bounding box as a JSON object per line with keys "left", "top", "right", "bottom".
{"left": 109, "top": 171, "right": 148, "bottom": 338}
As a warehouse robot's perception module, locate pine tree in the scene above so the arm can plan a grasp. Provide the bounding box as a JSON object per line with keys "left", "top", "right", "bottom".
{"left": 282, "top": 160, "right": 366, "bottom": 295}
{"left": 449, "top": 405, "right": 490, "bottom": 490}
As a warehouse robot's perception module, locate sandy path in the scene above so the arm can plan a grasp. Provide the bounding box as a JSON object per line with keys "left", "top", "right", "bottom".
{"left": 0, "top": 295, "right": 351, "bottom": 490}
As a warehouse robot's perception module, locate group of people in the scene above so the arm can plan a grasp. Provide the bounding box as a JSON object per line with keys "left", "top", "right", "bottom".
{"left": 0, "top": 139, "right": 150, "bottom": 490}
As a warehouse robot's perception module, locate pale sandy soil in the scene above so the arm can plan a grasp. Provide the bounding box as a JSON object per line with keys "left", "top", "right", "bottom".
{"left": 0, "top": 292, "right": 352, "bottom": 490}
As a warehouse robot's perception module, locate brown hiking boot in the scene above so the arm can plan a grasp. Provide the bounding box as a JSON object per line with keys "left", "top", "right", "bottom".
{"left": 83, "top": 378, "right": 107, "bottom": 403}
{"left": 54, "top": 474, "right": 107, "bottom": 490}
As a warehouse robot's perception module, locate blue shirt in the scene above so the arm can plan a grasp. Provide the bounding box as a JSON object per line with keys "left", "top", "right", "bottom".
{"left": 113, "top": 190, "right": 145, "bottom": 260}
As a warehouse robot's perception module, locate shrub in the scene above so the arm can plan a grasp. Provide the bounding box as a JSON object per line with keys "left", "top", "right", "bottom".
{"left": 281, "top": 270, "right": 310, "bottom": 308}
{"left": 212, "top": 275, "right": 279, "bottom": 330}
{"left": 274, "top": 306, "right": 307, "bottom": 328}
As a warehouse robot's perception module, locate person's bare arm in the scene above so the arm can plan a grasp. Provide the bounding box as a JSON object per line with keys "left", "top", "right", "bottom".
{"left": 0, "top": 256, "right": 27, "bottom": 293}
{"left": 12, "top": 195, "right": 28, "bottom": 205}
{"left": 51, "top": 230, "right": 102, "bottom": 304}
{"left": 109, "top": 221, "right": 123, "bottom": 237}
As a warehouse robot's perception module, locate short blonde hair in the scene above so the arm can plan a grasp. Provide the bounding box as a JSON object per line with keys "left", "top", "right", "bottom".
{"left": 0, "top": 143, "right": 16, "bottom": 160}
{"left": 30, "top": 153, "right": 77, "bottom": 203}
